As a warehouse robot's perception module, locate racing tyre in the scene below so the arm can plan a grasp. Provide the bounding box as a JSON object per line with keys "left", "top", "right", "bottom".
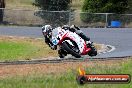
{"left": 62, "top": 41, "right": 81, "bottom": 58}
{"left": 87, "top": 42, "right": 97, "bottom": 56}
{"left": 58, "top": 49, "right": 67, "bottom": 58}
{"left": 88, "top": 47, "right": 97, "bottom": 56}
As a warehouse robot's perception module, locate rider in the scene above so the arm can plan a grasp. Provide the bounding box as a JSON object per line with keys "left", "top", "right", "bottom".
{"left": 42, "top": 25, "right": 57, "bottom": 50}
{"left": 62, "top": 25, "right": 90, "bottom": 44}
{"left": 42, "top": 25, "right": 90, "bottom": 50}
{"left": 42, "top": 25, "right": 91, "bottom": 58}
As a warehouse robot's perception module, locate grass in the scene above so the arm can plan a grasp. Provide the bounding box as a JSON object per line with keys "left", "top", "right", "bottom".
{"left": 0, "top": 41, "right": 37, "bottom": 60}
{"left": 6, "top": 0, "right": 37, "bottom": 10}
{"left": 0, "top": 58, "right": 131, "bottom": 88}
{"left": 7, "top": 0, "right": 34, "bottom": 5}
{"left": 0, "top": 36, "right": 57, "bottom": 61}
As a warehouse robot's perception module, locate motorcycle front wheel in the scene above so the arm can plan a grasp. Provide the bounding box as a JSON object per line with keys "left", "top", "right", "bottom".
{"left": 62, "top": 41, "right": 81, "bottom": 58}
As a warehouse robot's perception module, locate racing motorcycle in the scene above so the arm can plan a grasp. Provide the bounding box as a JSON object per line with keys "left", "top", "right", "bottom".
{"left": 51, "top": 27, "right": 97, "bottom": 58}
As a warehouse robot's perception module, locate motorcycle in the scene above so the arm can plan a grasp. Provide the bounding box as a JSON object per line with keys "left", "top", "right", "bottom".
{"left": 51, "top": 27, "right": 97, "bottom": 58}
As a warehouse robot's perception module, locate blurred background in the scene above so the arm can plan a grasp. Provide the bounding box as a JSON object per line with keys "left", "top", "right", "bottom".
{"left": 0, "top": 0, "right": 132, "bottom": 27}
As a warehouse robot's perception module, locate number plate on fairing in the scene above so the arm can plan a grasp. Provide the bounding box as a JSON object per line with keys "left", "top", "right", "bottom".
{"left": 52, "top": 37, "right": 58, "bottom": 45}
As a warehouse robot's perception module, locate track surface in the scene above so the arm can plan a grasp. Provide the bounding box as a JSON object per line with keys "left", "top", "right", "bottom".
{"left": 0, "top": 26, "right": 132, "bottom": 59}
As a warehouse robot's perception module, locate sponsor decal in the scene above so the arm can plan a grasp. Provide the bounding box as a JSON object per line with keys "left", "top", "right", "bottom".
{"left": 77, "top": 67, "right": 131, "bottom": 84}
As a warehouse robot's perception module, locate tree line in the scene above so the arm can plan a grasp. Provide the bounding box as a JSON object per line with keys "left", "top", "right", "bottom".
{"left": 33, "top": 0, "right": 132, "bottom": 26}
{"left": 0, "top": 0, "right": 132, "bottom": 24}
{"left": 0, "top": 0, "right": 5, "bottom": 23}
{"left": 33, "top": 0, "right": 132, "bottom": 13}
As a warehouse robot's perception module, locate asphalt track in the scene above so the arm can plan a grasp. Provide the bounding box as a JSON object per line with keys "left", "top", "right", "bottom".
{"left": 0, "top": 26, "right": 132, "bottom": 59}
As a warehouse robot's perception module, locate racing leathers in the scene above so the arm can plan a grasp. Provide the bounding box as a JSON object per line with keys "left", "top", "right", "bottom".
{"left": 43, "top": 25, "right": 90, "bottom": 49}
{"left": 69, "top": 25, "right": 90, "bottom": 42}
{"left": 43, "top": 31, "right": 57, "bottom": 50}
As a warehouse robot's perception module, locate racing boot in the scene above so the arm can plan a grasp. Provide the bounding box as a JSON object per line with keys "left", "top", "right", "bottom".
{"left": 78, "top": 33, "right": 90, "bottom": 48}
{"left": 87, "top": 42, "right": 97, "bottom": 56}
{"left": 86, "top": 41, "right": 92, "bottom": 48}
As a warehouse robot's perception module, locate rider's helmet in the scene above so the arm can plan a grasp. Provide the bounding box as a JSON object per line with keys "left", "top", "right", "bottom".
{"left": 42, "top": 25, "right": 52, "bottom": 38}
{"left": 62, "top": 25, "right": 70, "bottom": 30}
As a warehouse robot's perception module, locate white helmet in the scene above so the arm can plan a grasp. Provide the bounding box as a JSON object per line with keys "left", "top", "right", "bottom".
{"left": 42, "top": 25, "right": 52, "bottom": 37}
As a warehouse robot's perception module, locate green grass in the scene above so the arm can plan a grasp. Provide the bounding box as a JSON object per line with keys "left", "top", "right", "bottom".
{"left": 0, "top": 37, "right": 57, "bottom": 61}
{"left": 0, "top": 59, "right": 131, "bottom": 88}
{"left": 0, "top": 41, "right": 39, "bottom": 61}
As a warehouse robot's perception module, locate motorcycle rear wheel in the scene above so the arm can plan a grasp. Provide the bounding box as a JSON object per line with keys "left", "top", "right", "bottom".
{"left": 88, "top": 47, "right": 97, "bottom": 56}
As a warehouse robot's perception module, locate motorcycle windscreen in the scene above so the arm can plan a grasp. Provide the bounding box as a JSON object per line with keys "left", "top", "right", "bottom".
{"left": 52, "top": 28, "right": 59, "bottom": 38}
{"left": 51, "top": 28, "right": 58, "bottom": 45}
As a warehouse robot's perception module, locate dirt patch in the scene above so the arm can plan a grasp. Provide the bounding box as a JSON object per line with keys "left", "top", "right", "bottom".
{"left": 0, "top": 35, "right": 41, "bottom": 43}
{"left": 0, "top": 58, "right": 129, "bottom": 78}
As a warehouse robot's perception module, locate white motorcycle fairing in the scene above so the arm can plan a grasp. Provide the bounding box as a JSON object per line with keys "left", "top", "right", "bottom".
{"left": 52, "top": 27, "right": 90, "bottom": 55}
